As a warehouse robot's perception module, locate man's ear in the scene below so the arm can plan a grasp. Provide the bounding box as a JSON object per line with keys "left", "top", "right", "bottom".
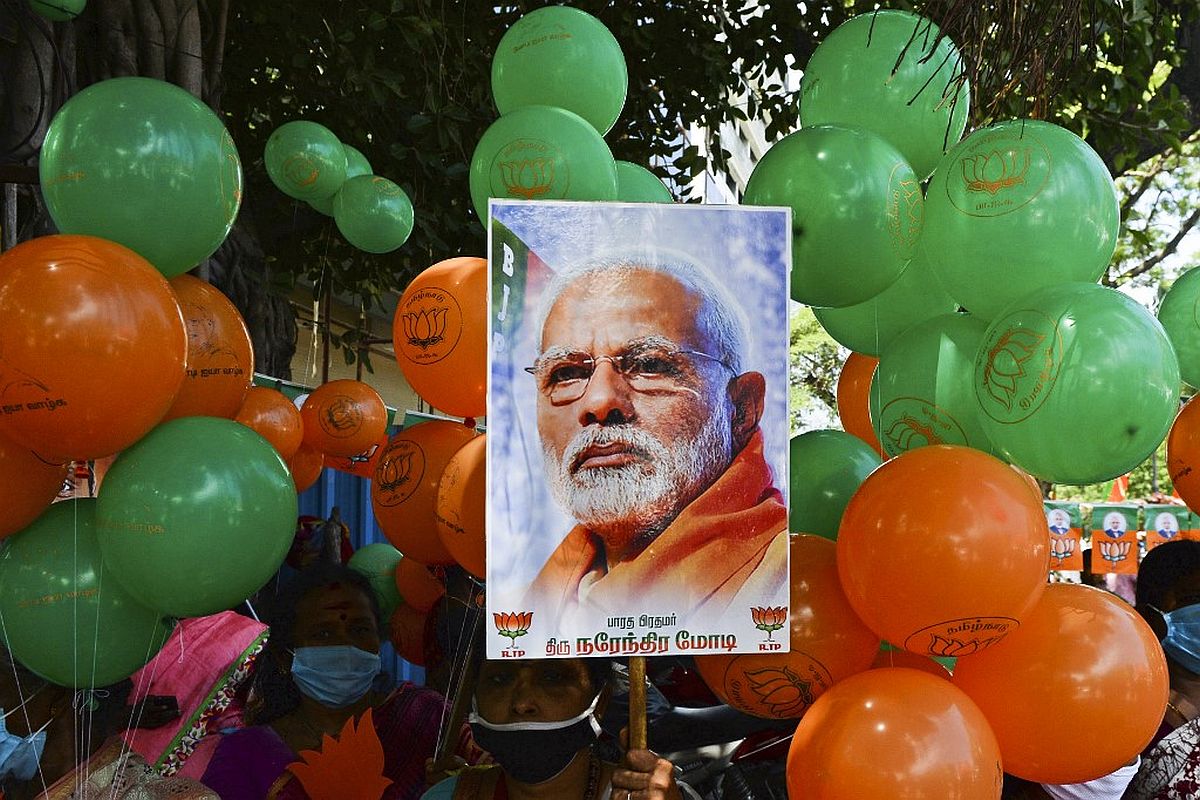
{"left": 728, "top": 371, "right": 766, "bottom": 452}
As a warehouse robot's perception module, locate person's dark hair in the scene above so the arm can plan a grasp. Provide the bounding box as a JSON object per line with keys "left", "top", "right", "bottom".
{"left": 583, "top": 658, "right": 615, "bottom": 695}
{"left": 246, "top": 562, "right": 385, "bottom": 724}
{"left": 1137, "top": 539, "right": 1200, "bottom": 609}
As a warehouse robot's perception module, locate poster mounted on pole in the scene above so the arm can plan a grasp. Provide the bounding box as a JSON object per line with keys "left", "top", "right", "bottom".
{"left": 486, "top": 200, "right": 791, "bottom": 659}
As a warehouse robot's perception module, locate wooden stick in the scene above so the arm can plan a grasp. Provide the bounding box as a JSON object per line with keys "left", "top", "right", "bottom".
{"left": 628, "top": 656, "right": 647, "bottom": 750}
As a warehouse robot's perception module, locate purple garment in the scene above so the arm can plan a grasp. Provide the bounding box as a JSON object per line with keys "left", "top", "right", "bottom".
{"left": 201, "top": 725, "right": 297, "bottom": 799}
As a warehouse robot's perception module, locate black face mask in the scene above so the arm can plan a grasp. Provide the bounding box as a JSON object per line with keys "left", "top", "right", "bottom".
{"left": 468, "top": 692, "right": 603, "bottom": 784}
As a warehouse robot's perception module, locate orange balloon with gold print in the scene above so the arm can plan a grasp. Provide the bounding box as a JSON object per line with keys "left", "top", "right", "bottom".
{"left": 835, "top": 352, "right": 883, "bottom": 457}
{"left": 0, "top": 235, "right": 186, "bottom": 461}
{"left": 394, "top": 558, "right": 446, "bottom": 613}
{"left": 287, "top": 443, "right": 325, "bottom": 493}
{"left": 0, "top": 430, "right": 69, "bottom": 539}
{"left": 837, "top": 445, "right": 1049, "bottom": 659}
{"left": 371, "top": 420, "right": 476, "bottom": 565}
{"left": 694, "top": 534, "right": 879, "bottom": 719}
{"left": 300, "top": 380, "right": 388, "bottom": 458}
{"left": 235, "top": 386, "right": 304, "bottom": 460}
{"left": 436, "top": 434, "right": 486, "bottom": 579}
{"left": 1168, "top": 394, "right": 1200, "bottom": 509}
{"left": 392, "top": 257, "right": 486, "bottom": 417}
{"left": 953, "top": 583, "right": 1168, "bottom": 784}
{"left": 162, "top": 275, "right": 254, "bottom": 421}
{"left": 389, "top": 602, "right": 431, "bottom": 666}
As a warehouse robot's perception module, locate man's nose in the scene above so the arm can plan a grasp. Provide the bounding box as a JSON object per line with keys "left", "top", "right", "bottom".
{"left": 509, "top": 673, "right": 541, "bottom": 717}
{"left": 577, "top": 360, "right": 635, "bottom": 426}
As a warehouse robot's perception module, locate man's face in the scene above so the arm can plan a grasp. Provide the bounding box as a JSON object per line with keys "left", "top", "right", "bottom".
{"left": 536, "top": 269, "right": 734, "bottom": 546}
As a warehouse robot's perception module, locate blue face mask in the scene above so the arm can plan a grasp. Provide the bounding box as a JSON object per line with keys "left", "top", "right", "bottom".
{"left": 0, "top": 708, "right": 49, "bottom": 782}
{"left": 290, "top": 646, "right": 381, "bottom": 708}
{"left": 1155, "top": 604, "right": 1200, "bottom": 674}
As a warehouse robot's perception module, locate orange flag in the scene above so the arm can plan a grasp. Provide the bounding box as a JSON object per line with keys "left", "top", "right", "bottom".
{"left": 1107, "top": 474, "right": 1130, "bottom": 503}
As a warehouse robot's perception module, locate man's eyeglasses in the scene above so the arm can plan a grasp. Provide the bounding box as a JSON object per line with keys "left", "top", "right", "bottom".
{"left": 524, "top": 342, "right": 735, "bottom": 405}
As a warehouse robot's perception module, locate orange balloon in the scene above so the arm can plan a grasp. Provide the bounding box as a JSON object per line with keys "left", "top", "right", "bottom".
{"left": 436, "top": 435, "right": 486, "bottom": 579}
{"left": 836, "top": 352, "right": 883, "bottom": 457}
{"left": 162, "top": 275, "right": 254, "bottom": 421}
{"left": 287, "top": 443, "right": 325, "bottom": 493}
{"left": 837, "top": 445, "right": 1049, "bottom": 658}
{"left": 372, "top": 420, "right": 476, "bottom": 565}
{"left": 953, "top": 583, "right": 1168, "bottom": 784}
{"left": 870, "top": 646, "right": 950, "bottom": 679}
{"left": 326, "top": 436, "right": 387, "bottom": 479}
{"left": 235, "top": 387, "right": 304, "bottom": 460}
{"left": 394, "top": 558, "right": 446, "bottom": 613}
{"left": 787, "top": 668, "right": 1002, "bottom": 799}
{"left": 1010, "top": 464, "right": 1044, "bottom": 502}
{"left": 0, "top": 430, "right": 69, "bottom": 539}
{"left": 389, "top": 602, "right": 431, "bottom": 666}
{"left": 1168, "top": 394, "right": 1200, "bottom": 509}
{"left": 0, "top": 235, "right": 186, "bottom": 461}
{"left": 300, "top": 379, "right": 388, "bottom": 458}
{"left": 393, "top": 257, "right": 486, "bottom": 417}
{"left": 694, "top": 535, "right": 879, "bottom": 719}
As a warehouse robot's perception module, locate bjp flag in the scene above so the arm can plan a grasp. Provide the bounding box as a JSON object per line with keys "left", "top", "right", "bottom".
{"left": 1044, "top": 501, "right": 1083, "bottom": 572}
{"left": 1090, "top": 503, "right": 1140, "bottom": 575}
{"left": 1145, "top": 504, "right": 1190, "bottom": 553}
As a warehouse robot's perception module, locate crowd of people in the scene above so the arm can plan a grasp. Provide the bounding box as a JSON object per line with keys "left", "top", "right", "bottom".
{"left": 5, "top": 539, "right": 1200, "bottom": 799}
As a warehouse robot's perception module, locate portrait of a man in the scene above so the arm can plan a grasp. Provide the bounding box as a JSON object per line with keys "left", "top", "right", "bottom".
{"left": 488, "top": 201, "right": 790, "bottom": 658}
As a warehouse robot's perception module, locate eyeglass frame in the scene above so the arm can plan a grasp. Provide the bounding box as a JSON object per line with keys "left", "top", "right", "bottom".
{"left": 523, "top": 336, "right": 737, "bottom": 406}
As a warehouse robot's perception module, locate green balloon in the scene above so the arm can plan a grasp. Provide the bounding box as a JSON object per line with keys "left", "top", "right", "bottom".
{"left": 96, "top": 417, "right": 298, "bottom": 618}
{"left": 491, "top": 5, "right": 628, "bottom": 135}
{"left": 789, "top": 430, "right": 882, "bottom": 540}
{"left": 743, "top": 125, "right": 922, "bottom": 307}
{"left": 974, "top": 283, "right": 1180, "bottom": 484}
{"left": 39, "top": 77, "right": 242, "bottom": 278}
{"left": 813, "top": 249, "right": 958, "bottom": 355}
{"left": 348, "top": 543, "right": 403, "bottom": 619}
{"left": 264, "top": 120, "right": 347, "bottom": 202}
{"left": 29, "top": 0, "right": 85, "bottom": 21}
{"left": 874, "top": 313, "right": 997, "bottom": 457}
{"left": 0, "top": 501, "right": 171, "bottom": 688}
{"left": 615, "top": 161, "right": 673, "bottom": 203}
{"left": 800, "top": 11, "right": 970, "bottom": 179}
{"left": 469, "top": 105, "right": 618, "bottom": 223}
{"left": 310, "top": 144, "right": 372, "bottom": 216}
{"left": 923, "top": 120, "right": 1119, "bottom": 321}
{"left": 333, "top": 175, "right": 414, "bottom": 254}
{"left": 1157, "top": 266, "right": 1200, "bottom": 388}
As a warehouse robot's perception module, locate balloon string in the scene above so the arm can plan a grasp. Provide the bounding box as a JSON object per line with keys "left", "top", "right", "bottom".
{"left": 0, "top": 598, "right": 52, "bottom": 796}
{"left": 110, "top": 614, "right": 172, "bottom": 800}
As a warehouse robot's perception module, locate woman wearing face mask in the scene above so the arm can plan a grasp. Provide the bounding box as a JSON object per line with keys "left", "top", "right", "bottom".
{"left": 201, "top": 562, "right": 476, "bottom": 800}
{"left": 422, "top": 657, "right": 697, "bottom": 800}
{"left": 1123, "top": 539, "right": 1200, "bottom": 799}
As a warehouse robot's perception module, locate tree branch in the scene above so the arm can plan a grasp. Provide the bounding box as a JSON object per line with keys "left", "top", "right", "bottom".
{"left": 1107, "top": 206, "right": 1200, "bottom": 286}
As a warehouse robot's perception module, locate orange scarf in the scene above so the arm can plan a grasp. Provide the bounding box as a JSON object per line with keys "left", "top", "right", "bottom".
{"left": 528, "top": 430, "right": 787, "bottom": 622}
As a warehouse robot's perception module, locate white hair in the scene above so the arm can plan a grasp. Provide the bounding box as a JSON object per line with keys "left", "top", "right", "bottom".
{"left": 532, "top": 251, "right": 750, "bottom": 374}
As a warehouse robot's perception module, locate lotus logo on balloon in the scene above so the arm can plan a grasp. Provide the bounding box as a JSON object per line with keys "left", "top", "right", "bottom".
{"left": 751, "top": 606, "right": 787, "bottom": 641}
{"left": 1049, "top": 535, "right": 1076, "bottom": 567}
{"left": 377, "top": 451, "right": 413, "bottom": 495}
{"left": 499, "top": 157, "right": 556, "bottom": 200}
{"left": 928, "top": 634, "right": 1004, "bottom": 657}
{"left": 494, "top": 611, "right": 533, "bottom": 649}
{"left": 1099, "top": 540, "right": 1132, "bottom": 567}
{"left": 885, "top": 164, "right": 923, "bottom": 255}
{"left": 885, "top": 414, "right": 943, "bottom": 452}
{"left": 960, "top": 148, "right": 1032, "bottom": 196}
{"left": 321, "top": 397, "right": 363, "bottom": 438}
{"left": 745, "top": 666, "right": 816, "bottom": 718}
{"left": 282, "top": 154, "right": 319, "bottom": 189}
{"left": 401, "top": 308, "right": 449, "bottom": 351}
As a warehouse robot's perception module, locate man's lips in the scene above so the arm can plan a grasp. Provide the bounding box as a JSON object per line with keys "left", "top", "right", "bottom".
{"left": 571, "top": 442, "right": 643, "bottom": 472}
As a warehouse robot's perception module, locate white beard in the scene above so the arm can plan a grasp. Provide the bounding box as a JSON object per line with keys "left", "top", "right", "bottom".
{"left": 544, "top": 410, "right": 734, "bottom": 539}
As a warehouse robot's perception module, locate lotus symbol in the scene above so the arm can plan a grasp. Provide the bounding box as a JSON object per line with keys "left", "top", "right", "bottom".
{"left": 885, "top": 415, "right": 943, "bottom": 452}
{"left": 494, "top": 611, "right": 533, "bottom": 649}
{"left": 401, "top": 307, "right": 448, "bottom": 350}
{"left": 746, "top": 666, "right": 816, "bottom": 717}
{"left": 1099, "top": 540, "right": 1131, "bottom": 566}
{"left": 928, "top": 634, "right": 1003, "bottom": 657}
{"left": 377, "top": 451, "right": 413, "bottom": 494}
{"left": 751, "top": 606, "right": 787, "bottom": 641}
{"left": 282, "top": 154, "right": 319, "bottom": 189}
{"left": 499, "top": 157, "right": 555, "bottom": 199}
{"left": 982, "top": 329, "right": 1046, "bottom": 410}
{"left": 324, "top": 398, "right": 361, "bottom": 433}
{"left": 960, "top": 147, "right": 1032, "bottom": 195}
{"left": 1049, "top": 536, "right": 1076, "bottom": 566}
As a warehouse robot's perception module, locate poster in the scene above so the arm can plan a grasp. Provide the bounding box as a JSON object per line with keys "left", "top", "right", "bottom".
{"left": 1145, "top": 504, "right": 1190, "bottom": 553}
{"left": 1090, "top": 503, "right": 1140, "bottom": 575}
{"left": 486, "top": 200, "right": 791, "bottom": 659}
{"left": 1044, "top": 501, "right": 1083, "bottom": 572}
